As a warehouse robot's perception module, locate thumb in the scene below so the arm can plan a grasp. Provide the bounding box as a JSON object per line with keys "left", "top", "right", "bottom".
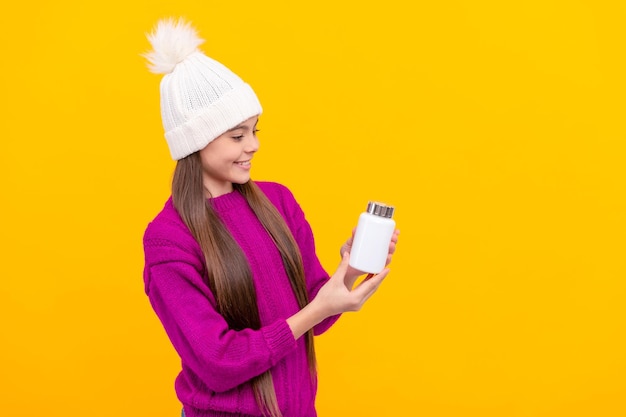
{"left": 332, "top": 251, "right": 350, "bottom": 280}
{"left": 338, "top": 251, "right": 350, "bottom": 271}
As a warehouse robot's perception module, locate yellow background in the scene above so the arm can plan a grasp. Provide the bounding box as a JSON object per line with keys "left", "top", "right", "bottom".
{"left": 1, "top": 1, "right": 625, "bottom": 416}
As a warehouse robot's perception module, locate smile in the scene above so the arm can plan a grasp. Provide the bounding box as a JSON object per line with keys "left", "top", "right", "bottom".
{"left": 235, "top": 160, "right": 251, "bottom": 167}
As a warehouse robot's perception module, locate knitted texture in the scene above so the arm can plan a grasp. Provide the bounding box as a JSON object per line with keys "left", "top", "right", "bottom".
{"left": 143, "top": 182, "right": 339, "bottom": 417}
{"left": 144, "top": 18, "right": 263, "bottom": 160}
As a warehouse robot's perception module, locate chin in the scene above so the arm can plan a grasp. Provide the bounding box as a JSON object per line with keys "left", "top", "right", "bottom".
{"left": 232, "top": 176, "right": 251, "bottom": 185}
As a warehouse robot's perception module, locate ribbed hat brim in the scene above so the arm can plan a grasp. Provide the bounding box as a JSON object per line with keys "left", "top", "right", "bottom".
{"left": 164, "top": 83, "right": 262, "bottom": 160}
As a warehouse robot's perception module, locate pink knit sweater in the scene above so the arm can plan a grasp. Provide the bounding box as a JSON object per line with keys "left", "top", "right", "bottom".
{"left": 143, "top": 182, "right": 339, "bottom": 417}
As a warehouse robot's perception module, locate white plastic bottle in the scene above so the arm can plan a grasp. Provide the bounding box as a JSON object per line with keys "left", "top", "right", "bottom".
{"left": 349, "top": 201, "right": 396, "bottom": 274}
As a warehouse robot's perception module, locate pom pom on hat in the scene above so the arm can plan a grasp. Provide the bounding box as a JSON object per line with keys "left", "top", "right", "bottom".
{"left": 144, "top": 18, "right": 204, "bottom": 74}
{"left": 144, "top": 17, "right": 263, "bottom": 160}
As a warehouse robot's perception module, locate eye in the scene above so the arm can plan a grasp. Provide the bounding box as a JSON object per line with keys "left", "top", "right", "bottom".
{"left": 253, "top": 129, "right": 260, "bottom": 135}
{"left": 232, "top": 134, "right": 244, "bottom": 141}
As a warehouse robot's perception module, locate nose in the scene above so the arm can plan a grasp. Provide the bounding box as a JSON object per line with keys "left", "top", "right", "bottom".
{"left": 245, "top": 133, "right": 259, "bottom": 153}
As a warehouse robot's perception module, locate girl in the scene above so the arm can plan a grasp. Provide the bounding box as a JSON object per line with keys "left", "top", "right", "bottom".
{"left": 142, "top": 18, "right": 399, "bottom": 417}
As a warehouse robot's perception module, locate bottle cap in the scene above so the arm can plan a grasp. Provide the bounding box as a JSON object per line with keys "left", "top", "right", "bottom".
{"left": 366, "top": 201, "right": 395, "bottom": 218}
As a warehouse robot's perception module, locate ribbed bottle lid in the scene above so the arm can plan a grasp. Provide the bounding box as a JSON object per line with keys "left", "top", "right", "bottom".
{"left": 366, "top": 201, "right": 395, "bottom": 218}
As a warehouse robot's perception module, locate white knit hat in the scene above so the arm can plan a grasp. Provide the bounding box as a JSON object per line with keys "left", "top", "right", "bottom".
{"left": 144, "top": 18, "right": 263, "bottom": 160}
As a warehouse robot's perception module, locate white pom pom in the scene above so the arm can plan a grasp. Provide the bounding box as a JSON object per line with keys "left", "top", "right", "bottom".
{"left": 144, "top": 17, "right": 205, "bottom": 74}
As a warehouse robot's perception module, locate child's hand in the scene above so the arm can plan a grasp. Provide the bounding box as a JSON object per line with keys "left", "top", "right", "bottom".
{"left": 314, "top": 253, "right": 390, "bottom": 316}
{"left": 340, "top": 228, "right": 400, "bottom": 278}
{"left": 287, "top": 252, "right": 392, "bottom": 339}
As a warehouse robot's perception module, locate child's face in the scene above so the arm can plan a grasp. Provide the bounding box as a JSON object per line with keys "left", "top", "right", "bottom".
{"left": 198, "top": 116, "right": 260, "bottom": 197}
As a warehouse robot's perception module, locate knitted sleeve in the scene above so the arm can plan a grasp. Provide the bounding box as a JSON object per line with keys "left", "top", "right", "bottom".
{"left": 257, "top": 182, "right": 341, "bottom": 335}
{"left": 143, "top": 228, "right": 297, "bottom": 393}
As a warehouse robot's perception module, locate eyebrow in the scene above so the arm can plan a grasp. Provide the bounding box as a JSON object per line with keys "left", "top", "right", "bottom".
{"left": 227, "top": 119, "right": 259, "bottom": 132}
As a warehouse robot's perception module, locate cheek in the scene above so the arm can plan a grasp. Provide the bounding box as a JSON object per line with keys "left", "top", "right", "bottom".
{"left": 198, "top": 141, "right": 241, "bottom": 169}
{"left": 201, "top": 154, "right": 236, "bottom": 175}
{"left": 198, "top": 154, "right": 212, "bottom": 171}
{"left": 199, "top": 153, "right": 221, "bottom": 174}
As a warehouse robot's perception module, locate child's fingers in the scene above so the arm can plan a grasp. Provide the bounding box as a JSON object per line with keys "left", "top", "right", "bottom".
{"left": 353, "top": 268, "right": 389, "bottom": 298}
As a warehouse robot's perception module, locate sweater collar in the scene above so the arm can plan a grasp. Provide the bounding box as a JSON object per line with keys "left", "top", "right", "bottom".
{"left": 207, "top": 188, "right": 246, "bottom": 212}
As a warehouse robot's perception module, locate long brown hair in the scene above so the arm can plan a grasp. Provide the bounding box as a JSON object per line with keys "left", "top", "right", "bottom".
{"left": 171, "top": 152, "right": 315, "bottom": 417}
